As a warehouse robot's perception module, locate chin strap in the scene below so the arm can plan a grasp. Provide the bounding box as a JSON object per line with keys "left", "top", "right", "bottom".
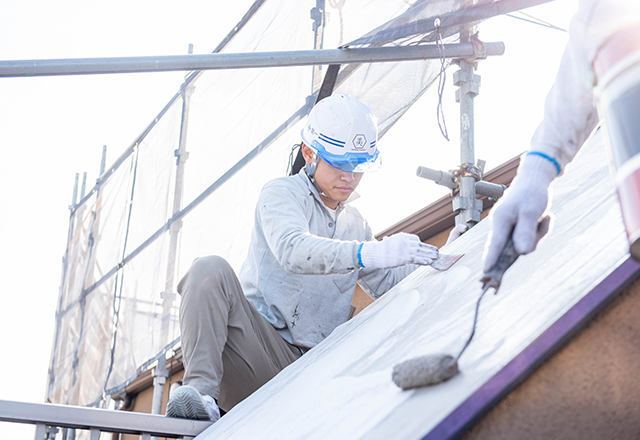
{"left": 305, "top": 152, "right": 336, "bottom": 202}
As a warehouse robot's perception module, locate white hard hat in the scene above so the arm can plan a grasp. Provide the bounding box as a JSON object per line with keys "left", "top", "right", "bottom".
{"left": 301, "top": 94, "right": 381, "bottom": 173}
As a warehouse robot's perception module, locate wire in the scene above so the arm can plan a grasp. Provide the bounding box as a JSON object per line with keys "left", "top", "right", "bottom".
{"left": 435, "top": 19, "right": 450, "bottom": 142}
{"left": 518, "top": 10, "right": 568, "bottom": 32}
{"left": 506, "top": 12, "right": 567, "bottom": 33}
{"left": 103, "top": 143, "right": 141, "bottom": 403}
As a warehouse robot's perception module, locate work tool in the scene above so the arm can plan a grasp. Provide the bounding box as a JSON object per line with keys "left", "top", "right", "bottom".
{"left": 431, "top": 254, "right": 464, "bottom": 271}
{"left": 392, "top": 216, "right": 551, "bottom": 390}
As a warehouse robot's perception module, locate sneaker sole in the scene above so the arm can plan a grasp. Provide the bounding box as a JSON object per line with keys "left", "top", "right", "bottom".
{"left": 166, "top": 386, "right": 211, "bottom": 420}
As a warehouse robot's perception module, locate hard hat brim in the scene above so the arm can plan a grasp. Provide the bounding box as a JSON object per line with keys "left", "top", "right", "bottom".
{"left": 314, "top": 142, "right": 382, "bottom": 173}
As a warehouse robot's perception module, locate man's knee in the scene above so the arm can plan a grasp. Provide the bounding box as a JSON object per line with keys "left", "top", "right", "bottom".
{"left": 190, "top": 255, "right": 232, "bottom": 276}
{"left": 181, "top": 255, "right": 235, "bottom": 294}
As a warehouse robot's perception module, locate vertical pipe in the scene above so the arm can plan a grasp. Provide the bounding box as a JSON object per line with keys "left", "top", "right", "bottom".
{"left": 459, "top": 30, "right": 477, "bottom": 223}
{"left": 311, "top": 0, "right": 326, "bottom": 94}
{"left": 99, "top": 145, "right": 107, "bottom": 180}
{"left": 70, "top": 173, "right": 79, "bottom": 209}
{"left": 459, "top": 44, "right": 475, "bottom": 164}
{"left": 151, "top": 361, "right": 168, "bottom": 416}
{"left": 89, "top": 428, "right": 100, "bottom": 440}
{"left": 34, "top": 423, "right": 46, "bottom": 440}
{"left": 153, "top": 82, "right": 193, "bottom": 418}
{"left": 80, "top": 172, "right": 87, "bottom": 199}
{"left": 161, "top": 83, "right": 192, "bottom": 346}
{"left": 453, "top": 27, "right": 482, "bottom": 226}
{"left": 48, "top": 173, "right": 82, "bottom": 403}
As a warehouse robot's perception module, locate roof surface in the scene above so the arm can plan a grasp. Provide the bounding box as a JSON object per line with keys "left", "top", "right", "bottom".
{"left": 194, "top": 129, "right": 631, "bottom": 439}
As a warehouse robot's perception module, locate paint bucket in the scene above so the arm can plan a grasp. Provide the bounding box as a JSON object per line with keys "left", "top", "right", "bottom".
{"left": 594, "top": 23, "right": 640, "bottom": 259}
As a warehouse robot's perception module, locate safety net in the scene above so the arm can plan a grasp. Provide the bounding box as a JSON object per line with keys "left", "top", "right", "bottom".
{"left": 46, "top": 0, "right": 551, "bottom": 407}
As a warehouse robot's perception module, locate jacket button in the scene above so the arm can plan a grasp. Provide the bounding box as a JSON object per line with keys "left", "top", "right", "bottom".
{"left": 328, "top": 222, "right": 333, "bottom": 227}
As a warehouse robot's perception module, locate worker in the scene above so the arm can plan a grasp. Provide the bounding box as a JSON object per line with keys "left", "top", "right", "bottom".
{"left": 484, "top": 0, "right": 640, "bottom": 272}
{"left": 166, "top": 94, "right": 453, "bottom": 422}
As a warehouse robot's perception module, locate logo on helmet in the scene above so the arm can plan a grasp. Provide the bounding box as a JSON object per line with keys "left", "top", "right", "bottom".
{"left": 352, "top": 134, "right": 367, "bottom": 151}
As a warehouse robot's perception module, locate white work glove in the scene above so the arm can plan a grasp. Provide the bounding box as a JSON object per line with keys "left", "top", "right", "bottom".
{"left": 360, "top": 232, "right": 438, "bottom": 269}
{"left": 483, "top": 154, "right": 557, "bottom": 272}
{"left": 445, "top": 224, "right": 468, "bottom": 246}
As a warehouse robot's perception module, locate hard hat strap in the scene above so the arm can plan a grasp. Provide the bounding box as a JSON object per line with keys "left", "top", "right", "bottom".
{"left": 305, "top": 152, "right": 338, "bottom": 203}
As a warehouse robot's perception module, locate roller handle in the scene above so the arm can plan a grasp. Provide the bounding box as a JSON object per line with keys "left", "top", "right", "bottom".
{"left": 481, "top": 215, "right": 552, "bottom": 293}
{"left": 480, "top": 237, "right": 519, "bottom": 293}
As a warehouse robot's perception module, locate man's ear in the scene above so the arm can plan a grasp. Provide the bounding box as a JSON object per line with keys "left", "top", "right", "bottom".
{"left": 301, "top": 143, "right": 314, "bottom": 164}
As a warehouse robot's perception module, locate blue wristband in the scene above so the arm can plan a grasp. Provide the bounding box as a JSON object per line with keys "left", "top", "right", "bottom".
{"left": 526, "top": 151, "right": 561, "bottom": 175}
{"left": 357, "top": 243, "right": 365, "bottom": 268}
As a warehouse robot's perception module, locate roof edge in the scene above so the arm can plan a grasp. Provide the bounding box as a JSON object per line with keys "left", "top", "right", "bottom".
{"left": 423, "top": 256, "right": 640, "bottom": 440}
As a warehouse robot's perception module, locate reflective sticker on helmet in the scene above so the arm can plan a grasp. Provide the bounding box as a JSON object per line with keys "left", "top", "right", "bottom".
{"left": 319, "top": 133, "right": 345, "bottom": 148}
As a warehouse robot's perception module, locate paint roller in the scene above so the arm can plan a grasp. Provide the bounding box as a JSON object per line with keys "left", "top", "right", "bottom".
{"left": 392, "top": 216, "right": 552, "bottom": 390}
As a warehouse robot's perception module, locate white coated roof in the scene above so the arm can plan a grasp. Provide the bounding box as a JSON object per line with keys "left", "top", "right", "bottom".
{"left": 195, "top": 128, "right": 630, "bottom": 440}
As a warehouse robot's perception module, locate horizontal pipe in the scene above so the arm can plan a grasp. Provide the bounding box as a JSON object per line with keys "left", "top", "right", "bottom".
{"left": 475, "top": 180, "right": 507, "bottom": 200}
{"left": 416, "top": 166, "right": 457, "bottom": 190}
{"left": 0, "top": 399, "right": 210, "bottom": 437}
{"left": 0, "top": 42, "right": 505, "bottom": 77}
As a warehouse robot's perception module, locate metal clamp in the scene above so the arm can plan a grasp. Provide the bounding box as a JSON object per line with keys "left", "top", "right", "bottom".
{"left": 464, "top": 32, "right": 487, "bottom": 66}
{"left": 452, "top": 162, "right": 483, "bottom": 181}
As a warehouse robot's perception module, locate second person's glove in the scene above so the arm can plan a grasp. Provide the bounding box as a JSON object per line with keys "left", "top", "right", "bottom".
{"left": 483, "top": 153, "right": 557, "bottom": 272}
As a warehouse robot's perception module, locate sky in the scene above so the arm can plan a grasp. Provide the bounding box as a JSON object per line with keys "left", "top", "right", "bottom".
{"left": 0, "top": 0, "right": 577, "bottom": 437}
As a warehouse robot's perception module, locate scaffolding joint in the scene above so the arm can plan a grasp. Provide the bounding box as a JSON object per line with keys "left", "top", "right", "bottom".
{"left": 467, "top": 32, "right": 487, "bottom": 64}
{"left": 454, "top": 68, "right": 481, "bottom": 101}
{"left": 310, "top": 6, "right": 323, "bottom": 32}
{"left": 452, "top": 162, "right": 483, "bottom": 181}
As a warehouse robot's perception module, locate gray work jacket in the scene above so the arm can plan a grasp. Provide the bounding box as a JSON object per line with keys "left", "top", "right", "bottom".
{"left": 238, "top": 170, "right": 417, "bottom": 349}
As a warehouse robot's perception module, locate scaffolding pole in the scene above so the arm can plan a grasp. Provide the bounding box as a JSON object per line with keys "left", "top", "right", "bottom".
{"left": 0, "top": 42, "right": 505, "bottom": 77}
{"left": 453, "top": 28, "right": 484, "bottom": 226}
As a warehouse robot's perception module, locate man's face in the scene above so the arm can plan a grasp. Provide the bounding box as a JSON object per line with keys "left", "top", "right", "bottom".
{"left": 302, "top": 144, "right": 363, "bottom": 209}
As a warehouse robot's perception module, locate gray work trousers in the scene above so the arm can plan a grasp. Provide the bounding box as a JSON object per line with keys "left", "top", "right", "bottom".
{"left": 177, "top": 255, "right": 302, "bottom": 411}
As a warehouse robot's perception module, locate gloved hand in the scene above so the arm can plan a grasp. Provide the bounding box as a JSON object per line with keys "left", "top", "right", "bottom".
{"left": 483, "top": 154, "right": 557, "bottom": 272}
{"left": 360, "top": 232, "right": 438, "bottom": 269}
{"left": 445, "top": 224, "right": 468, "bottom": 246}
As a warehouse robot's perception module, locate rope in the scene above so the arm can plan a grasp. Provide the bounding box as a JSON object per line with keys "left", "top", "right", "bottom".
{"left": 328, "top": 0, "right": 346, "bottom": 46}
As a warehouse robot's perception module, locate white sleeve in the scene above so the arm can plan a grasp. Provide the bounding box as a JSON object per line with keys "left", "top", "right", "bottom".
{"left": 529, "top": 0, "right": 600, "bottom": 172}
{"left": 530, "top": 0, "right": 640, "bottom": 172}
{"left": 257, "top": 184, "right": 360, "bottom": 275}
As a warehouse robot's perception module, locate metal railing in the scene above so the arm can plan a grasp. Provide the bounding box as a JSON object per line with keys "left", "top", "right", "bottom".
{"left": 0, "top": 400, "right": 211, "bottom": 440}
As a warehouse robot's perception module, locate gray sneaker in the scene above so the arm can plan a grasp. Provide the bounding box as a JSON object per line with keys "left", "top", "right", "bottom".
{"left": 166, "top": 385, "right": 220, "bottom": 422}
